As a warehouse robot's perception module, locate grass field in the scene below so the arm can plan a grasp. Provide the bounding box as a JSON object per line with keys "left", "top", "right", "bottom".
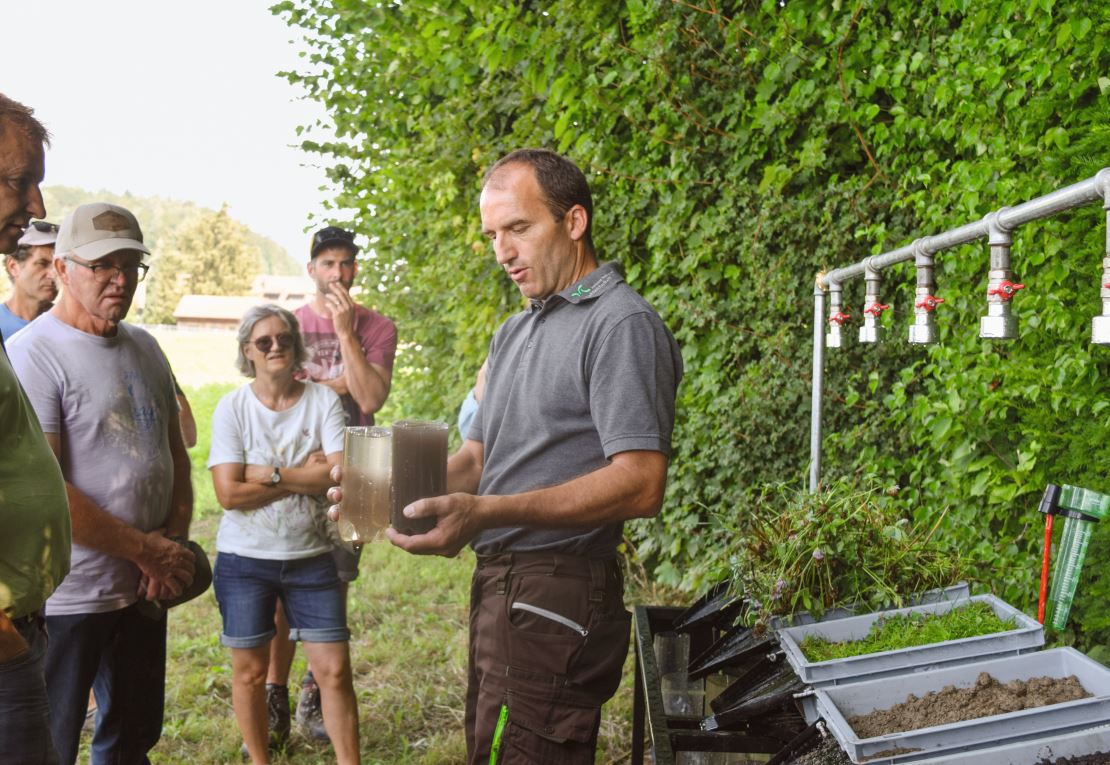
{"left": 72, "top": 328, "right": 681, "bottom": 763}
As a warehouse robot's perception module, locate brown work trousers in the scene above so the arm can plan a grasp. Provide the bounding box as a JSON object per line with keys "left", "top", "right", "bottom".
{"left": 465, "top": 551, "right": 631, "bottom": 765}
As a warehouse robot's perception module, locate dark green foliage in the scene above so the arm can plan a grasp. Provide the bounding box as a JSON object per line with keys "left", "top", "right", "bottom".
{"left": 274, "top": 1, "right": 1110, "bottom": 646}
{"left": 800, "top": 602, "right": 1017, "bottom": 662}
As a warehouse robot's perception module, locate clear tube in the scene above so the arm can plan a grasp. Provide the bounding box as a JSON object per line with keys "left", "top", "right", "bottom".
{"left": 1049, "top": 516, "right": 1093, "bottom": 630}
{"left": 1048, "top": 485, "right": 1109, "bottom": 631}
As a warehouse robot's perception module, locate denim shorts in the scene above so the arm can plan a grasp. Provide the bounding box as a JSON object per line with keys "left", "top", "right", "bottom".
{"left": 213, "top": 552, "right": 350, "bottom": 648}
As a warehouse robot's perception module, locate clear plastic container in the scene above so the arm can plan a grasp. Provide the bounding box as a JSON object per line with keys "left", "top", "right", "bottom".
{"left": 338, "top": 426, "right": 392, "bottom": 543}
{"left": 1048, "top": 485, "right": 1110, "bottom": 631}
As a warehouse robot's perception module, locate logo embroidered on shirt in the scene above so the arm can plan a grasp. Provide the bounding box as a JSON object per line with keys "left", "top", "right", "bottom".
{"left": 571, "top": 285, "right": 591, "bottom": 298}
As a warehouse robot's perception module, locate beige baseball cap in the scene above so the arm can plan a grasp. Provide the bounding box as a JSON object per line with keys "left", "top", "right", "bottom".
{"left": 54, "top": 202, "right": 150, "bottom": 261}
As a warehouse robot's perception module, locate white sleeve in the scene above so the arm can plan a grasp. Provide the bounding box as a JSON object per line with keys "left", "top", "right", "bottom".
{"left": 321, "top": 386, "right": 346, "bottom": 454}
{"left": 207, "top": 392, "right": 245, "bottom": 468}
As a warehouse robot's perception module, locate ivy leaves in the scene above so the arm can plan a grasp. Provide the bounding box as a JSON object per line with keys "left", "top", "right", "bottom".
{"left": 275, "top": 1, "right": 1110, "bottom": 645}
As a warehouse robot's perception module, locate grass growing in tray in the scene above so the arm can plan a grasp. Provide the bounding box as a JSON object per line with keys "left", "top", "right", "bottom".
{"left": 800, "top": 602, "right": 1018, "bottom": 662}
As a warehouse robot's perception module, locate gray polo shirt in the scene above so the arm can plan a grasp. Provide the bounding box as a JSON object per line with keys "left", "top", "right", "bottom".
{"left": 469, "top": 262, "right": 683, "bottom": 556}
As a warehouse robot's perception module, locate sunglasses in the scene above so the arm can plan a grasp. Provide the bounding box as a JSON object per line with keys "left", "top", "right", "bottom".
{"left": 30, "top": 221, "right": 60, "bottom": 233}
{"left": 250, "top": 333, "right": 294, "bottom": 353}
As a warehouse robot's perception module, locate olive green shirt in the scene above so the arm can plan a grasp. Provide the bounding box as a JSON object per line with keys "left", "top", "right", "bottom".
{"left": 0, "top": 345, "right": 70, "bottom": 619}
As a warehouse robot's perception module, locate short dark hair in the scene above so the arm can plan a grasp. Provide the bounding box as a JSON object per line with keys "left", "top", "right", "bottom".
{"left": 8, "top": 245, "right": 32, "bottom": 265}
{"left": 483, "top": 149, "right": 594, "bottom": 252}
{"left": 0, "top": 93, "right": 50, "bottom": 146}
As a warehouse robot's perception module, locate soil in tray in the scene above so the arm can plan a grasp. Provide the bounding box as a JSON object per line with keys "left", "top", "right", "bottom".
{"left": 849, "top": 672, "right": 1090, "bottom": 738}
{"left": 786, "top": 736, "right": 853, "bottom": 765}
{"left": 1036, "top": 754, "right": 1110, "bottom": 764}
{"left": 800, "top": 601, "right": 1016, "bottom": 662}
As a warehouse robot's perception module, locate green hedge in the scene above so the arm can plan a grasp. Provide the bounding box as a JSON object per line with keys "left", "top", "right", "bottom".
{"left": 275, "top": 0, "right": 1110, "bottom": 646}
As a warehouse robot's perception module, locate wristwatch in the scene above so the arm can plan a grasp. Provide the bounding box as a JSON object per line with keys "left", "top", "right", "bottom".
{"left": 269, "top": 467, "right": 281, "bottom": 486}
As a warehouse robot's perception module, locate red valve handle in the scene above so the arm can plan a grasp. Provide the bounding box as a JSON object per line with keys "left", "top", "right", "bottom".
{"left": 864, "top": 302, "right": 891, "bottom": 317}
{"left": 828, "top": 311, "right": 851, "bottom": 325}
{"left": 915, "top": 295, "right": 945, "bottom": 312}
{"left": 1103, "top": 283, "right": 1110, "bottom": 290}
{"left": 988, "top": 280, "right": 1025, "bottom": 301}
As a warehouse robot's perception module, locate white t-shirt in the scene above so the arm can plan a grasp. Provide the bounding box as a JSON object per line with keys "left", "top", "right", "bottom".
{"left": 7, "top": 313, "right": 177, "bottom": 615}
{"left": 207, "top": 382, "right": 345, "bottom": 559}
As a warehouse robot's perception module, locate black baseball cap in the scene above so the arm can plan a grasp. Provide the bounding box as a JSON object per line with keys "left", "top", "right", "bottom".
{"left": 310, "top": 226, "right": 360, "bottom": 258}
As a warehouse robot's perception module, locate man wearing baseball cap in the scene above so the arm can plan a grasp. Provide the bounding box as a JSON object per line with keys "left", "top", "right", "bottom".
{"left": 7, "top": 201, "right": 197, "bottom": 764}
{"left": 1, "top": 220, "right": 59, "bottom": 341}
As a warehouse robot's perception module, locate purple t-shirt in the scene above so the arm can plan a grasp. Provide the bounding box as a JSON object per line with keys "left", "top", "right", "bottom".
{"left": 294, "top": 303, "right": 397, "bottom": 426}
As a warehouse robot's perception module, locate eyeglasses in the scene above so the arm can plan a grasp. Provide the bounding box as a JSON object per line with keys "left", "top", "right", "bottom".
{"left": 65, "top": 256, "right": 149, "bottom": 283}
{"left": 29, "top": 221, "right": 59, "bottom": 234}
{"left": 250, "top": 333, "right": 294, "bottom": 353}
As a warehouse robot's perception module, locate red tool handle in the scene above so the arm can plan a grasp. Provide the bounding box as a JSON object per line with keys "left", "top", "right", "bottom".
{"left": 1038, "top": 513, "right": 1054, "bottom": 625}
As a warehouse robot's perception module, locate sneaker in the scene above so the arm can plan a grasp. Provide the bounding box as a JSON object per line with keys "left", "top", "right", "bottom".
{"left": 266, "top": 683, "right": 291, "bottom": 749}
{"left": 295, "top": 673, "right": 330, "bottom": 742}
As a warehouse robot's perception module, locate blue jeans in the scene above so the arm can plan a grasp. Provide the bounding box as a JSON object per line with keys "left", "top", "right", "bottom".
{"left": 45, "top": 605, "right": 166, "bottom": 765}
{"left": 0, "top": 613, "right": 58, "bottom": 764}
{"left": 214, "top": 552, "right": 349, "bottom": 648}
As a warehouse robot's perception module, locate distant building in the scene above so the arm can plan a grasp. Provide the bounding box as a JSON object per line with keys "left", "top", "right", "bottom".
{"left": 251, "top": 275, "right": 314, "bottom": 304}
{"left": 172, "top": 275, "right": 315, "bottom": 330}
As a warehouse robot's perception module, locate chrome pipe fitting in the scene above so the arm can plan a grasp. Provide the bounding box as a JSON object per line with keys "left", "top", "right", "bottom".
{"left": 908, "top": 238, "right": 941, "bottom": 344}
{"left": 980, "top": 208, "right": 1021, "bottom": 340}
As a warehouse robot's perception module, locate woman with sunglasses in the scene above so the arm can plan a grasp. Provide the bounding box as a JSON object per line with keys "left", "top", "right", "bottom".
{"left": 207, "top": 304, "right": 360, "bottom": 764}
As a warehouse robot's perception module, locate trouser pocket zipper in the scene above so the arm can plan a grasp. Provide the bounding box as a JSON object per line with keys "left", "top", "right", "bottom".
{"left": 511, "top": 601, "right": 589, "bottom": 636}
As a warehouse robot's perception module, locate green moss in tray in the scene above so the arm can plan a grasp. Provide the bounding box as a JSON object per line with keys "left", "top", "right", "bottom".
{"left": 800, "top": 602, "right": 1018, "bottom": 662}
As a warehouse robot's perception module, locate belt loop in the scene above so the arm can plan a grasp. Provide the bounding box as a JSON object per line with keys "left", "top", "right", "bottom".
{"left": 496, "top": 554, "right": 513, "bottom": 595}
{"left": 588, "top": 558, "right": 606, "bottom": 604}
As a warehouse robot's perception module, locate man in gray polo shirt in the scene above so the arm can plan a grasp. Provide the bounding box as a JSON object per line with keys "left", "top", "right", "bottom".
{"left": 384, "top": 149, "right": 683, "bottom": 764}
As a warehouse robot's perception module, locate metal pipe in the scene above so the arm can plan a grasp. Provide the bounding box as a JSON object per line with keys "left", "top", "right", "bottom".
{"left": 908, "top": 238, "right": 942, "bottom": 344}
{"left": 808, "top": 168, "right": 1110, "bottom": 490}
{"left": 818, "top": 170, "right": 1110, "bottom": 291}
{"left": 980, "top": 209, "right": 1021, "bottom": 339}
{"left": 859, "top": 261, "right": 888, "bottom": 343}
{"left": 810, "top": 285, "right": 826, "bottom": 492}
{"left": 825, "top": 281, "right": 847, "bottom": 348}
{"left": 1092, "top": 169, "right": 1110, "bottom": 344}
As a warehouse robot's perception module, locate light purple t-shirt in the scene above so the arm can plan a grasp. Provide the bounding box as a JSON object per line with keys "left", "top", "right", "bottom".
{"left": 294, "top": 303, "right": 397, "bottom": 426}
{"left": 7, "top": 313, "right": 177, "bottom": 615}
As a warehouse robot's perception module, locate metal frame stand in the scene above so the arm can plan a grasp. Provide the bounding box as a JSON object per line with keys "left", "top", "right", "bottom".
{"left": 631, "top": 606, "right": 795, "bottom": 764}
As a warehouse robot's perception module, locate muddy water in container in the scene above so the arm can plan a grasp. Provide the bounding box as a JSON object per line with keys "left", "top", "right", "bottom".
{"left": 338, "top": 426, "right": 392, "bottom": 544}
{"left": 391, "top": 420, "right": 447, "bottom": 535}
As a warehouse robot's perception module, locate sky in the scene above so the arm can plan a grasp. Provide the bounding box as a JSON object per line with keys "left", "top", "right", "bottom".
{"left": 1, "top": 0, "right": 336, "bottom": 264}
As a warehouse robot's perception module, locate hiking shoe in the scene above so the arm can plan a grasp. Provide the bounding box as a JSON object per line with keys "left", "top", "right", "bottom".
{"left": 239, "top": 684, "right": 291, "bottom": 759}
{"left": 267, "top": 683, "right": 291, "bottom": 749}
{"left": 295, "top": 673, "right": 329, "bottom": 742}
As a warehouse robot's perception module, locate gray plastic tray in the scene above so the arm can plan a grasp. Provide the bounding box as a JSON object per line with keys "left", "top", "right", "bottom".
{"left": 814, "top": 647, "right": 1110, "bottom": 764}
{"left": 913, "top": 724, "right": 1110, "bottom": 764}
{"left": 778, "top": 593, "right": 1043, "bottom": 687}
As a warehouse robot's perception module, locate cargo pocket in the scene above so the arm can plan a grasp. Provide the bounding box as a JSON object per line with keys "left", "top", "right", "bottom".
{"left": 498, "top": 689, "right": 600, "bottom": 763}
{"left": 505, "top": 574, "right": 592, "bottom": 681}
